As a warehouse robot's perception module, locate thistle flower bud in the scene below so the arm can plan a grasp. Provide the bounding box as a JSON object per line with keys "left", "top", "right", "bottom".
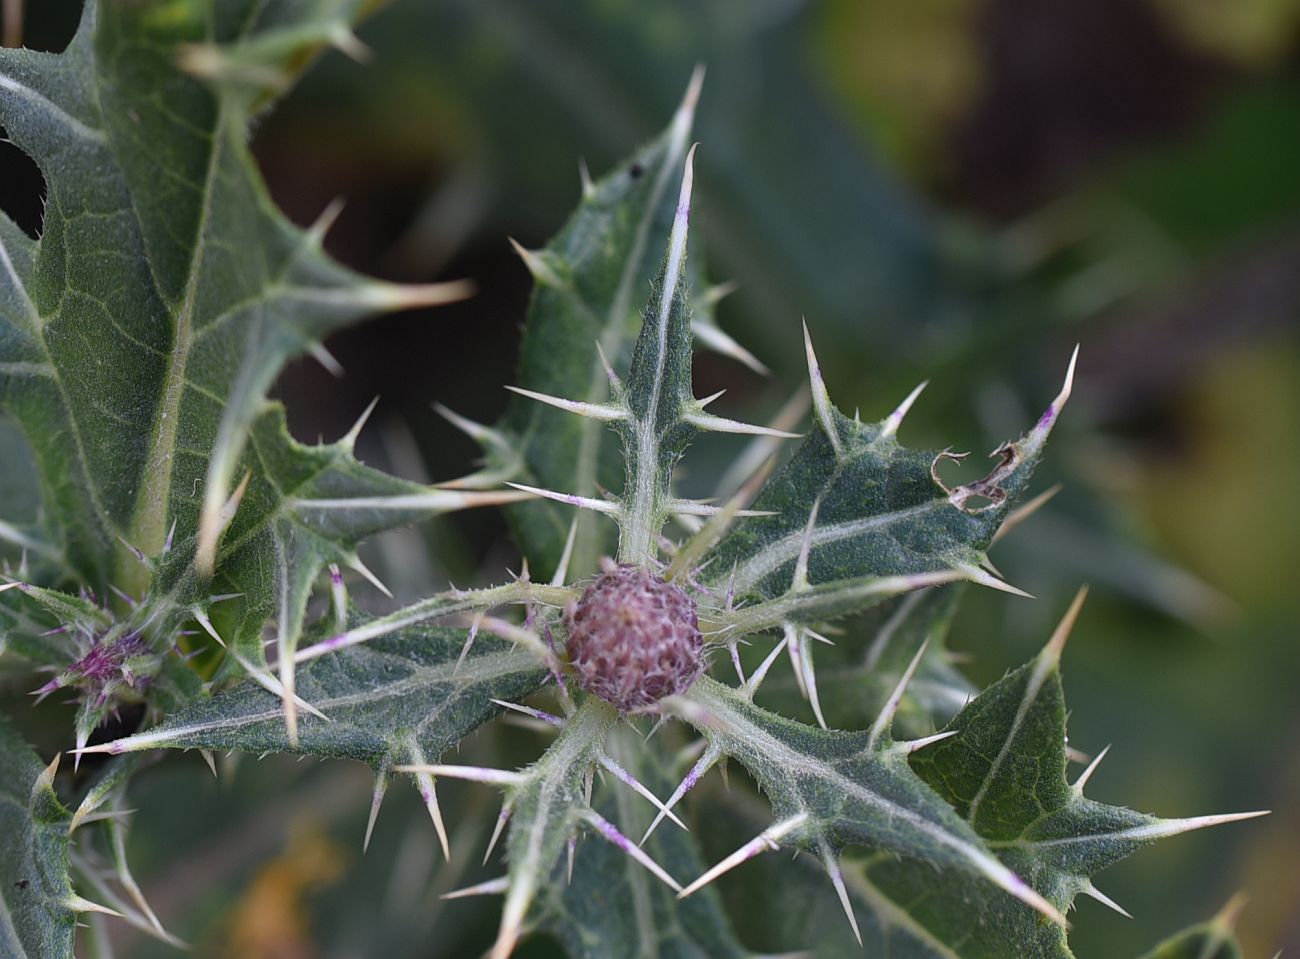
{"left": 563, "top": 562, "right": 703, "bottom": 712}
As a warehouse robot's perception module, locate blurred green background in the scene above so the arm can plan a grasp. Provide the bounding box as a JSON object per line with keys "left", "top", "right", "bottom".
{"left": 2, "top": 0, "right": 1298, "bottom": 956}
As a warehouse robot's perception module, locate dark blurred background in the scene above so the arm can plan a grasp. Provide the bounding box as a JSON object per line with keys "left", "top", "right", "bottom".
{"left": 3, "top": 0, "right": 1298, "bottom": 956}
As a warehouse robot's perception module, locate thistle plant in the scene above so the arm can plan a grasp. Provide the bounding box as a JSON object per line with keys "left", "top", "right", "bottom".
{"left": 0, "top": 5, "right": 1268, "bottom": 959}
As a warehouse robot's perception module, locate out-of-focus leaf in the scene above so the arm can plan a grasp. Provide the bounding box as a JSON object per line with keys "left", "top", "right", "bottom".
{"left": 754, "top": 585, "right": 973, "bottom": 734}
{"left": 0, "top": 717, "right": 75, "bottom": 959}
{"left": 331, "top": 0, "right": 951, "bottom": 368}
{"left": 1134, "top": 900, "right": 1245, "bottom": 959}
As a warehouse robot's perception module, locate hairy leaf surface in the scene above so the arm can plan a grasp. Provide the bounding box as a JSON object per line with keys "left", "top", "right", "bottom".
{"left": 494, "top": 700, "right": 616, "bottom": 959}
{"left": 708, "top": 360, "right": 1068, "bottom": 602}
{"left": 204, "top": 407, "right": 498, "bottom": 664}
{"left": 538, "top": 729, "right": 749, "bottom": 959}
{"left": 0, "top": 1, "right": 462, "bottom": 600}
{"left": 81, "top": 620, "right": 545, "bottom": 769}
{"left": 678, "top": 677, "right": 1058, "bottom": 923}
{"left": 487, "top": 80, "right": 700, "bottom": 578}
{"left": 0, "top": 719, "right": 75, "bottom": 959}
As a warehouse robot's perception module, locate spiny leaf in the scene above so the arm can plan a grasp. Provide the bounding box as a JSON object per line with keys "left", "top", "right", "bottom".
{"left": 489, "top": 700, "right": 618, "bottom": 959}
{"left": 537, "top": 727, "right": 750, "bottom": 959}
{"left": 0, "top": 1, "right": 468, "bottom": 600}
{"left": 809, "top": 592, "right": 1268, "bottom": 958}
{"left": 909, "top": 592, "right": 1265, "bottom": 914}
{"left": 484, "top": 72, "right": 703, "bottom": 580}
{"left": 498, "top": 144, "right": 780, "bottom": 572}
{"left": 706, "top": 337, "right": 1075, "bottom": 604}
{"left": 695, "top": 791, "right": 1018, "bottom": 959}
{"left": 673, "top": 676, "right": 1064, "bottom": 927}
{"left": 0, "top": 718, "right": 76, "bottom": 959}
{"left": 5, "top": 398, "right": 494, "bottom": 747}
{"left": 77, "top": 616, "right": 546, "bottom": 776}
{"left": 200, "top": 405, "right": 528, "bottom": 738}
{"left": 614, "top": 145, "right": 704, "bottom": 565}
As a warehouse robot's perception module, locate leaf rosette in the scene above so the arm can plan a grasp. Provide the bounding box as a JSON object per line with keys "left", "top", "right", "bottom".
{"left": 0, "top": 12, "right": 1268, "bottom": 959}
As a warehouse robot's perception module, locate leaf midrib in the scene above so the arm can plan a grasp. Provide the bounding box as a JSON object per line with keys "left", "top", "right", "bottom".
{"left": 105, "top": 644, "right": 538, "bottom": 750}
{"left": 127, "top": 99, "right": 226, "bottom": 571}
{"left": 688, "top": 678, "right": 1016, "bottom": 888}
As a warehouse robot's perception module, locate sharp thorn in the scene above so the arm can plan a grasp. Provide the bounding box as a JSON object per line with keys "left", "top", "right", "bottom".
{"left": 822, "top": 846, "right": 862, "bottom": 945}
{"left": 881, "top": 380, "right": 928, "bottom": 438}
{"left": 868, "top": 638, "right": 931, "bottom": 751}
{"left": 484, "top": 800, "right": 513, "bottom": 865}
{"left": 898, "top": 729, "right": 959, "bottom": 754}
{"left": 308, "top": 342, "right": 345, "bottom": 378}
{"left": 802, "top": 320, "right": 843, "bottom": 458}
{"left": 364, "top": 772, "right": 388, "bottom": 853}
{"left": 583, "top": 810, "right": 682, "bottom": 892}
{"left": 347, "top": 555, "right": 393, "bottom": 599}
{"left": 551, "top": 517, "right": 580, "bottom": 588}
{"left": 508, "top": 237, "right": 566, "bottom": 288}
{"left": 1044, "top": 586, "right": 1089, "bottom": 666}
{"left": 677, "top": 813, "right": 808, "bottom": 900}
{"left": 1072, "top": 743, "right": 1111, "bottom": 793}
{"left": 442, "top": 877, "right": 509, "bottom": 900}
{"left": 959, "top": 563, "right": 1035, "bottom": 599}
{"left": 1082, "top": 882, "right": 1132, "bottom": 919}
{"left": 342, "top": 396, "right": 380, "bottom": 447}
{"left": 597, "top": 752, "right": 688, "bottom": 832}
{"left": 393, "top": 764, "right": 528, "bottom": 787}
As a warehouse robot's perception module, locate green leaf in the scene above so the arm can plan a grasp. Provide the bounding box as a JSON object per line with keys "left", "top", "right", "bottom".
{"left": 0, "top": 1, "right": 468, "bottom": 600}
{"left": 482, "top": 74, "right": 705, "bottom": 579}
{"left": 0, "top": 413, "right": 52, "bottom": 572}
{"left": 76, "top": 609, "right": 546, "bottom": 857}
{"left": 538, "top": 727, "right": 750, "bottom": 959}
{"left": 1135, "top": 899, "right": 1246, "bottom": 959}
{"left": 1, "top": 3, "right": 501, "bottom": 743}
{"left": 706, "top": 339, "right": 1076, "bottom": 604}
{"left": 673, "top": 677, "right": 1066, "bottom": 929}
{"left": 695, "top": 791, "right": 988, "bottom": 958}
{"left": 863, "top": 591, "right": 1267, "bottom": 957}
{"left": 77, "top": 618, "right": 546, "bottom": 771}
{"left": 490, "top": 700, "right": 618, "bottom": 959}
{"left": 612, "top": 147, "right": 705, "bottom": 565}
{"left": 200, "top": 406, "right": 528, "bottom": 735}
{"left": 496, "top": 142, "right": 776, "bottom": 572}
{"left": 0, "top": 718, "right": 76, "bottom": 959}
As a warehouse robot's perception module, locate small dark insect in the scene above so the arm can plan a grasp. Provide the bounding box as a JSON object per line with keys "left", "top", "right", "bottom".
{"left": 628, "top": 162, "right": 644, "bottom": 179}
{"left": 14, "top": 879, "right": 29, "bottom": 890}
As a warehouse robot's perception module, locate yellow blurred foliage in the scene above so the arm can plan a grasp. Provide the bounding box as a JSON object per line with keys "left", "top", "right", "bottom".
{"left": 1145, "top": 0, "right": 1300, "bottom": 66}
{"left": 221, "top": 822, "right": 347, "bottom": 959}
{"left": 1135, "top": 340, "right": 1300, "bottom": 608}
{"left": 810, "top": 0, "right": 984, "bottom": 177}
